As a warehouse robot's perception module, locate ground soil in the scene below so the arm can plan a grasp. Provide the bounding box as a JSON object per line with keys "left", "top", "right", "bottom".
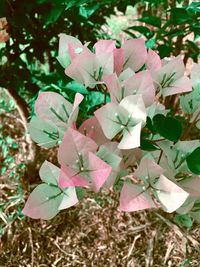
{"left": 1, "top": 100, "right": 200, "bottom": 267}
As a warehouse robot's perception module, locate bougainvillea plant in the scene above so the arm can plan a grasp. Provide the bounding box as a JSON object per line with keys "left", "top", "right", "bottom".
{"left": 23, "top": 34, "right": 200, "bottom": 221}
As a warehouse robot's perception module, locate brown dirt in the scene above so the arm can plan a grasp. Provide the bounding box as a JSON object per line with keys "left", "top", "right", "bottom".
{"left": 0, "top": 98, "right": 200, "bottom": 267}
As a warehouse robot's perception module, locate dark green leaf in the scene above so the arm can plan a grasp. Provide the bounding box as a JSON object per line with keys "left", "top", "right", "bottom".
{"left": 140, "top": 139, "right": 159, "bottom": 151}
{"left": 186, "top": 147, "right": 200, "bottom": 175}
{"left": 175, "top": 214, "right": 193, "bottom": 228}
{"left": 157, "top": 44, "right": 172, "bottom": 58}
{"left": 169, "top": 8, "right": 193, "bottom": 25}
{"left": 138, "top": 16, "right": 161, "bottom": 28}
{"left": 153, "top": 114, "right": 182, "bottom": 142}
{"left": 44, "top": 5, "right": 64, "bottom": 26}
{"left": 79, "top": 4, "right": 100, "bottom": 19}
{"left": 127, "top": 26, "right": 154, "bottom": 38}
{"left": 66, "top": 81, "right": 89, "bottom": 94}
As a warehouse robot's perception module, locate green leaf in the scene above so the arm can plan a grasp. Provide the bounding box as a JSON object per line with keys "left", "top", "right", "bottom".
{"left": 145, "top": 38, "right": 156, "bottom": 49}
{"left": 169, "top": 8, "right": 192, "bottom": 25}
{"left": 79, "top": 3, "right": 100, "bottom": 19}
{"left": 153, "top": 114, "right": 182, "bottom": 142}
{"left": 186, "top": 147, "right": 200, "bottom": 175}
{"left": 44, "top": 5, "right": 64, "bottom": 26}
{"left": 157, "top": 44, "right": 172, "bottom": 58}
{"left": 138, "top": 16, "right": 161, "bottom": 28}
{"left": 175, "top": 214, "right": 193, "bottom": 228}
{"left": 127, "top": 26, "right": 154, "bottom": 38}
{"left": 86, "top": 91, "right": 109, "bottom": 109}
{"left": 66, "top": 81, "right": 89, "bottom": 94}
{"left": 140, "top": 139, "right": 159, "bottom": 151}
{"left": 66, "top": 0, "right": 91, "bottom": 9}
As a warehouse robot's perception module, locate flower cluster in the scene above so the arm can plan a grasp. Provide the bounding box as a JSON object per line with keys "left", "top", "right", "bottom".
{"left": 0, "top": 17, "right": 9, "bottom": 43}
{"left": 23, "top": 34, "right": 200, "bottom": 221}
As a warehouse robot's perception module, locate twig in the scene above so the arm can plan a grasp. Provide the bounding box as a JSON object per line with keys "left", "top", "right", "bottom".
{"left": 122, "top": 234, "right": 141, "bottom": 260}
{"left": 127, "top": 234, "right": 141, "bottom": 259}
{"left": 28, "top": 227, "right": 34, "bottom": 267}
{"left": 157, "top": 150, "right": 163, "bottom": 165}
{"left": 154, "top": 212, "right": 200, "bottom": 251}
{"left": 3, "top": 87, "right": 36, "bottom": 162}
{"left": 164, "top": 240, "right": 174, "bottom": 264}
{"left": 145, "top": 230, "right": 156, "bottom": 267}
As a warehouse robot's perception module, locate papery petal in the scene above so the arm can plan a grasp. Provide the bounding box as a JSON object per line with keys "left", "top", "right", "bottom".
{"left": 122, "top": 39, "right": 147, "bottom": 72}
{"left": 157, "top": 56, "right": 185, "bottom": 81}
{"left": 0, "top": 29, "right": 9, "bottom": 43}
{"left": 191, "top": 63, "right": 200, "bottom": 88}
{"left": 154, "top": 174, "right": 189, "bottom": 213}
{"left": 162, "top": 76, "right": 192, "bottom": 97}
{"left": 22, "top": 184, "right": 63, "bottom": 220}
{"left": 119, "top": 68, "right": 134, "bottom": 82}
{"left": 119, "top": 95, "right": 146, "bottom": 124}
{"left": 59, "top": 165, "right": 88, "bottom": 188}
{"left": 133, "top": 157, "right": 164, "bottom": 181}
{"left": 58, "top": 187, "right": 79, "bottom": 210}
{"left": 119, "top": 183, "right": 156, "bottom": 212}
{"left": 94, "top": 103, "right": 126, "bottom": 139}
{"left": 97, "top": 143, "right": 122, "bottom": 188}
{"left": 97, "top": 52, "right": 114, "bottom": 76}
{"left": 57, "top": 34, "right": 82, "bottom": 68}
{"left": 97, "top": 142, "right": 122, "bottom": 170}
{"left": 68, "top": 93, "right": 84, "bottom": 125}
{"left": 123, "top": 70, "right": 155, "bottom": 107}
{"left": 39, "top": 161, "right": 60, "bottom": 185}
{"left": 146, "top": 49, "right": 162, "bottom": 72}
{"left": 181, "top": 176, "right": 200, "bottom": 198}
{"left": 87, "top": 152, "right": 112, "bottom": 192}
{"left": 65, "top": 51, "right": 99, "bottom": 88}
{"left": 79, "top": 116, "right": 108, "bottom": 145}
{"left": 35, "top": 92, "right": 73, "bottom": 124}
{"left": 94, "top": 40, "right": 116, "bottom": 55}
{"left": 113, "top": 48, "right": 124, "bottom": 75}
{"left": 58, "top": 128, "right": 97, "bottom": 166}
{"left": 118, "top": 122, "right": 142, "bottom": 150}
{"left": 28, "top": 117, "right": 60, "bottom": 148}
{"left": 103, "top": 73, "right": 121, "bottom": 102}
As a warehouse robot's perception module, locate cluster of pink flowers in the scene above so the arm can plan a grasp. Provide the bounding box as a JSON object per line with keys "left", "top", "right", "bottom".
{"left": 23, "top": 34, "right": 200, "bottom": 220}
{"left": 0, "top": 17, "right": 9, "bottom": 43}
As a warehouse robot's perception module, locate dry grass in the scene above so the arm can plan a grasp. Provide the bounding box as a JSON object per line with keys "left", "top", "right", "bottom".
{"left": 1, "top": 97, "right": 200, "bottom": 267}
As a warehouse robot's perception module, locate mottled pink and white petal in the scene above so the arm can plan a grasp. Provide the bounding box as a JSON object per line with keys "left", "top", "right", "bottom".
{"left": 87, "top": 152, "right": 112, "bottom": 192}
{"left": 146, "top": 49, "right": 162, "bottom": 72}
{"left": 35, "top": 92, "right": 73, "bottom": 124}
{"left": 58, "top": 187, "right": 79, "bottom": 210}
{"left": 122, "top": 39, "right": 147, "bottom": 72}
{"left": 123, "top": 70, "right": 155, "bottom": 106}
{"left": 39, "top": 161, "right": 60, "bottom": 185}
{"left": 119, "top": 95, "right": 146, "bottom": 124}
{"left": 154, "top": 174, "right": 189, "bottom": 213}
{"left": 95, "top": 103, "right": 125, "bottom": 139}
{"left": 113, "top": 48, "right": 124, "bottom": 75}
{"left": 59, "top": 165, "right": 88, "bottom": 188}
{"left": 65, "top": 52, "right": 99, "bottom": 88}
{"left": 181, "top": 176, "right": 200, "bottom": 198}
{"left": 162, "top": 76, "right": 192, "bottom": 97}
{"left": 22, "top": 184, "right": 62, "bottom": 220}
{"left": 133, "top": 157, "right": 164, "bottom": 182}
{"left": 191, "top": 63, "right": 200, "bottom": 88}
{"left": 119, "top": 183, "right": 156, "bottom": 212}
{"left": 79, "top": 116, "right": 108, "bottom": 145}
{"left": 94, "top": 40, "right": 116, "bottom": 55}
{"left": 103, "top": 73, "right": 121, "bottom": 102}
{"left": 118, "top": 122, "right": 142, "bottom": 150}
{"left": 58, "top": 128, "right": 98, "bottom": 166}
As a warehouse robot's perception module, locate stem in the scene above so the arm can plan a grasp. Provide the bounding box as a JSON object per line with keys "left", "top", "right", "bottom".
{"left": 157, "top": 150, "right": 163, "bottom": 165}
{"left": 181, "top": 110, "right": 200, "bottom": 140}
